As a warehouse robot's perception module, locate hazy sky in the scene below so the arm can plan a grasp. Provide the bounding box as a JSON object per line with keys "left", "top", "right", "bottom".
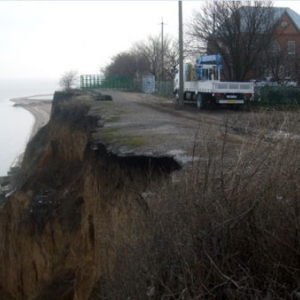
{"left": 0, "top": 1, "right": 299, "bottom": 80}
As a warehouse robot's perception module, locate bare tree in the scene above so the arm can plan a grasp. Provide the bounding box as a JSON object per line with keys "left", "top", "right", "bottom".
{"left": 59, "top": 70, "right": 78, "bottom": 91}
{"left": 186, "top": 1, "right": 278, "bottom": 81}
{"left": 163, "top": 38, "right": 180, "bottom": 80}
{"left": 103, "top": 35, "right": 180, "bottom": 82}
{"left": 133, "top": 35, "right": 180, "bottom": 81}
{"left": 134, "top": 36, "right": 162, "bottom": 80}
{"left": 103, "top": 52, "right": 149, "bottom": 80}
{"left": 260, "top": 41, "right": 286, "bottom": 81}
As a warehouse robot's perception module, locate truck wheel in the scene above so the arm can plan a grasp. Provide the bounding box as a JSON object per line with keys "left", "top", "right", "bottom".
{"left": 196, "top": 94, "right": 204, "bottom": 109}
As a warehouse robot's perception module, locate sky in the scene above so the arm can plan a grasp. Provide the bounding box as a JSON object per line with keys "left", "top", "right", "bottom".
{"left": 0, "top": 1, "right": 299, "bottom": 80}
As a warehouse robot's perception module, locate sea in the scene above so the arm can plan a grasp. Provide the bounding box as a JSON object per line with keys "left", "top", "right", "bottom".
{"left": 0, "top": 78, "right": 59, "bottom": 176}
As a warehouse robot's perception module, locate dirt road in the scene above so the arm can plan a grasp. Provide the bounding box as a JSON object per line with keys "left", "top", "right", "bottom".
{"left": 90, "top": 90, "right": 251, "bottom": 166}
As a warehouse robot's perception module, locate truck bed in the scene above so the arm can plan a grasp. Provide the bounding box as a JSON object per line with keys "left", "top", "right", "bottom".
{"left": 184, "top": 80, "right": 254, "bottom": 94}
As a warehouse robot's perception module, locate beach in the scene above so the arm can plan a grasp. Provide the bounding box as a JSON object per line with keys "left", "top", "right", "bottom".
{"left": 10, "top": 95, "right": 52, "bottom": 140}
{"left": 9, "top": 95, "right": 53, "bottom": 167}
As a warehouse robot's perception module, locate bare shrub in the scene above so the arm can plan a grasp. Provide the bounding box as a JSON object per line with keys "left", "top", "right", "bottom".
{"left": 59, "top": 70, "right": 78, "bottom": 91}
{"left": 92, "top": 110, "right": 300, "bottom": 299}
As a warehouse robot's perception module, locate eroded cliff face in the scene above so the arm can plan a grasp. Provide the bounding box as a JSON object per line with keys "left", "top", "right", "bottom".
{"left": 0, "top": 91, "right": 180, "bottom": 300}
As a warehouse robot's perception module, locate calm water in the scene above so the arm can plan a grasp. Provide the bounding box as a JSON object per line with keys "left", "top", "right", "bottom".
{"left": 0, "top": 78, "right": 59, "bottom": 176}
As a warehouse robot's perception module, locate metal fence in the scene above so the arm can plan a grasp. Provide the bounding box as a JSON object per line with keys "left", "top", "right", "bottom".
{"left": 155, "top": 81, "right": 174, "bottom": 97}
{"left": 80, "top": 75, "right": 132, "bottom": 90}
{"left": 81, "top": 75, "right": 300, "bottom": 107}
{"left": 250, "top": 86, "right": 300, "bottom": 109}
{"left": 80, "top": 75, "right": 174, "bottom": 98}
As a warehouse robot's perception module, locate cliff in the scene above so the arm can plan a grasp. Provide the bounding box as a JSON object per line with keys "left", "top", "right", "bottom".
{"left": 0, "top": 91, "right": 180, "bottom": 300}
{"left": 2, "top": 90, "right": 300, "bottom": 299}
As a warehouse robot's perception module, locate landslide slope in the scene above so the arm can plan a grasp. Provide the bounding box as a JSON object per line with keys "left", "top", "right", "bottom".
{"left": 0, "top": 91, "right": 179, "bottom": 300}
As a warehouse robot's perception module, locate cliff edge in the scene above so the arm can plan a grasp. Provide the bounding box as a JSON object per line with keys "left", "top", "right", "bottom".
{"left": 0, "top": 90, "right": 181, "bottom": 300}
{"left": 1, "top": 90, "right": 300, "bottom": 299}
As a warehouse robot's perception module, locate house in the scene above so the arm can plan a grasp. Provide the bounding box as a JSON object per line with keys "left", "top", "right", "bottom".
{"left": 271, "top": 7, "right": 300, "bottom": 83}
{"left": 243, "top": 6, "right": 300, "bottom": 83}
{"left": 207, "top": 5, "right": 300, "bottom": 83}
{"left": 274, "top": 7, "right": 300, "bottom": 55}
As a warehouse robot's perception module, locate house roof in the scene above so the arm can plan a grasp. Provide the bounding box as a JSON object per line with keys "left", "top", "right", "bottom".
{"left": 241, "top": 6, "right": 300, "bottom": 32}
{"left": 214, "top": 5, "right": 300, "bottom": 38}
{"left": 283, "top": 7, "right": 300, "bottom": 32}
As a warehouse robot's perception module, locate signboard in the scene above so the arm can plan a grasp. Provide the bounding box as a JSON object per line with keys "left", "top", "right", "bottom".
{"left": 142, "top": 75, "right": 155, "bottom": 94}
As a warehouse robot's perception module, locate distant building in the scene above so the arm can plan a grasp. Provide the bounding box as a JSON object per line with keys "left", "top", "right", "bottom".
{"left": 207, "top": 6, "right": 300, "bottom": 83}
{"left": 271, "top": 7, "right": 300, "bottom": 83}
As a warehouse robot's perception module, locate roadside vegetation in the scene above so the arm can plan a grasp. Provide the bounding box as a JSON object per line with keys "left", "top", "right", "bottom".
{"left": 250, "top": 86, "right": 300, "bottom": 110}
{"left": 92, "top": 109, "right": 300, "bottom": 299}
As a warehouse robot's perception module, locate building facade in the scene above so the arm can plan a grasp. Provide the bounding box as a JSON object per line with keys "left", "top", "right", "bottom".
{"left": 272, "top": 8, "right": 300, "bottom": 83}
{"left": 206, "top": 6, "right": 300, "bottom": 83}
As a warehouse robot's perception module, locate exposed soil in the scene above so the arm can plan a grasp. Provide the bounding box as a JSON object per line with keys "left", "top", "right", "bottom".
{"left": 2, "top": 90, "right": 299, "bottom": 300}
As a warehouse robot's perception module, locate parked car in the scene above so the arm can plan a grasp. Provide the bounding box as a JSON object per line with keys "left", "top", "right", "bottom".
{"left": 282, "top": 77, "right": 297, "bottom": 87}
{"left": 253, "top": 77, "right": 279, "bottom": 87}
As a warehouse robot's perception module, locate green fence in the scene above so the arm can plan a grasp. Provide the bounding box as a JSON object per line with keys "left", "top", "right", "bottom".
{"left": 80, "top": 74, "right": 175, "bottom": 97}
{"left": 250, "top": 86, "right": 300, "bottom": 109}
{"left": 80, "top": 75, "right": 133, "bottom": 90}
{"left": 80, "top": 75, "right": 102, "bottom": 89}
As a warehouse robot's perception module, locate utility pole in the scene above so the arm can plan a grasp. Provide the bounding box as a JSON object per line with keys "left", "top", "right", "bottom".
{"left": 160, "top": 18, "right": 165, "bottom": 81}
{"left": 178, "top": 1, "right": 184, "bottom": 107}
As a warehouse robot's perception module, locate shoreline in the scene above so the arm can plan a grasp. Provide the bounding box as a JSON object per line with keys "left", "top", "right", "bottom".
{"left": 9, "top": 94, "right": 53, "bottom": 168}
{"left": 10, "top": 94, "right": 53, "bottom": 140}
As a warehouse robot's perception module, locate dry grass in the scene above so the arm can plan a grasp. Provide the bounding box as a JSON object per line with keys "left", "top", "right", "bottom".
{"left": 93, "top": 109, "right": 300, "bottom": 299}
{"left": 8, "top": 92, "right": 300, "bottom": 299}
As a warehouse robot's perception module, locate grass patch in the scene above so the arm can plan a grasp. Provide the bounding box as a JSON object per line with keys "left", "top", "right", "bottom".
{"left": 105, "top": 116, "right": 121, "bottom": 123}
{"left": 89, "top": 102, "right": 125, "bottom": 123}
{"left": 100, "top": 127, "right": 121, "bottom": 142}
{"left": 117, "top": 136, "right": 145, "bottom": 147}
{"left": 93, "top": 126, "right": 145, "bottom": 147}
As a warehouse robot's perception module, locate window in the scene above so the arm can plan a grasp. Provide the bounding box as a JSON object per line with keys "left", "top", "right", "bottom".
{"left": 288, "top": 40, "right": 295, "bottom": 54}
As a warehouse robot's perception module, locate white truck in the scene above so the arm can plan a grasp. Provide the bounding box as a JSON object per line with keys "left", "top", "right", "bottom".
{"left": 174, "top": 54, "right": 254, "bottom": 109}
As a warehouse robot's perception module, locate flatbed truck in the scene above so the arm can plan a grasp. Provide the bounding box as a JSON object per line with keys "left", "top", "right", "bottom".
{"left": 174, "top": 54, "right": 254, "bottom": 109}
